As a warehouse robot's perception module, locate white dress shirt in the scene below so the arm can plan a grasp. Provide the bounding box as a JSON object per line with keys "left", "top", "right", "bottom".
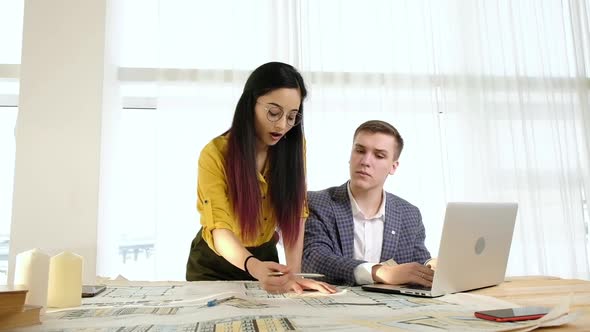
{"left": 347, "top": 182, "right": 386, "bottom": 285}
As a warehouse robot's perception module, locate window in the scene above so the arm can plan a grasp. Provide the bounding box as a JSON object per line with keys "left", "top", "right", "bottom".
{"left": 102, "top": 0, "right": 590, "bottom": 280}
{"left": 0, "top": 0, "right": 24, "bottom": 285}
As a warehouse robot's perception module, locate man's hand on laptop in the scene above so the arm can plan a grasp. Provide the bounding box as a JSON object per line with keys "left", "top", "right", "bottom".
{"left": 425, "top": 258, "right": 438, "bottom": 271}
{"left": 371, "top": 262, "right": 434, "bottom": 287}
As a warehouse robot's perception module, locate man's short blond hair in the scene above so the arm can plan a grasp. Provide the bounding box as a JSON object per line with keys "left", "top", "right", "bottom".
{"left": 353, "top": 120, "right": 404, "bottom": 160}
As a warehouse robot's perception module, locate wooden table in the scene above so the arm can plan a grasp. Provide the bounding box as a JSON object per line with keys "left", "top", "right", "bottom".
{"left": 472, "top": 276, "right": 590, "bottom": 331}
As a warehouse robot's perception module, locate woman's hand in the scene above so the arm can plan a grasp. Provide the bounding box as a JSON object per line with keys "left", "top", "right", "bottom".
{"left": 248, "top": 258, "right": 293, "bottom": 293}
{"left": 247, "top": 258, "right": 337, "bottom": 294}
{"left": 289, "top": 278, "right": 337, "bottom": 294}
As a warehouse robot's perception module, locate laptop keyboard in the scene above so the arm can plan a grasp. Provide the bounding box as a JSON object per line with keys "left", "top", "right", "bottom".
{"left": 404, "top": 285, "right": 432, "bottom": 291}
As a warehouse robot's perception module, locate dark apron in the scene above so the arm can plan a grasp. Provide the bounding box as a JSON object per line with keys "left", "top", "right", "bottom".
{"left": 186, "top": 229, "right": 279, "bottom": 281}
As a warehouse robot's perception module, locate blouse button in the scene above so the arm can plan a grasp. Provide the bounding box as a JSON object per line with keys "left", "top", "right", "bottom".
{"left": 204, "top": 200, "right": 208, "bottom": 204}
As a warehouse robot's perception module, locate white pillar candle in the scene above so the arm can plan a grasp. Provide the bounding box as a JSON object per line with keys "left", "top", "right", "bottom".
{"left": 14, "top": 249, "right": 50, "bottom": 308}
{"left": 47, "top": 252, "right": 83, "bottom": 308}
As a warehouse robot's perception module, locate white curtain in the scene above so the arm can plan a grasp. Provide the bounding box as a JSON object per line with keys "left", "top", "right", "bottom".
{"left": 0, "top": 0, "right": 24, "bottom": 285}
{"left": 101, "top": 0, "right": 590, "bottom": 280}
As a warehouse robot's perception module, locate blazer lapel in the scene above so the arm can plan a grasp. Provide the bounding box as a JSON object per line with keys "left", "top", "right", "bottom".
{"left": 331, "top": 183, "right": 355, "bottom": 258}
{"left": 380, "top": 193, "right": 401, "bottom": 262}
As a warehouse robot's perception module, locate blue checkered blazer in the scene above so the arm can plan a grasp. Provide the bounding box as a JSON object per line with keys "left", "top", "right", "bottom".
{"left": 302, "top": 182, "right": 431, "bottom": 285}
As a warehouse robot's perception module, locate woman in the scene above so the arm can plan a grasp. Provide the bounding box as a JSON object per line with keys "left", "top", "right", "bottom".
{"left": 186, "top": 62, "right": 335, "bottom": 294}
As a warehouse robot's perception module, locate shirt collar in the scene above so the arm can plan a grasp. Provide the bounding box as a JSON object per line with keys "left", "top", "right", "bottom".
{"left": 347, "top": 181, "right": 386, "bottom": 220}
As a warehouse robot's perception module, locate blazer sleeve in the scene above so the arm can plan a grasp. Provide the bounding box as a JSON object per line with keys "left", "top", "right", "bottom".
{"left": 301, "top": 191, "right": 365, "bottom": 285}
{"left": 412, "top": 208, "right": 432, "bottom": 264}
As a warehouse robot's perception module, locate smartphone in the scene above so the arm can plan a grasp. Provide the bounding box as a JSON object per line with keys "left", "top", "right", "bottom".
{"left": 474, "top": 306, "right": 549, "bottom": 322}
{"left": 82, "top": 285, "right": 107, "bottom": 298}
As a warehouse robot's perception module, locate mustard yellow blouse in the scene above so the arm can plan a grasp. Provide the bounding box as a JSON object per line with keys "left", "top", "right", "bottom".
{"left": 197, "top": 135, "right": 308, "bottom": 253}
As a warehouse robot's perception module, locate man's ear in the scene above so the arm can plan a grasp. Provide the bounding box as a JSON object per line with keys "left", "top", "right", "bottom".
{"left": 389, "top": 161, "right": 399, "bottom": 175}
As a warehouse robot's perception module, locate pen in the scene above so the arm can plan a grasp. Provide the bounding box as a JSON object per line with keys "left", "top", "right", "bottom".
{"left": 267, "top": 272, "right": 325, "bottom": 278}
{"left": 206, "top": 296, "right": 235, "bottom": 307}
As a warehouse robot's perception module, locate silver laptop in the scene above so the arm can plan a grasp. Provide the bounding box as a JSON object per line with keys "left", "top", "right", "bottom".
{"left": 362, "top": 202, "right": 518, "bottom": 297}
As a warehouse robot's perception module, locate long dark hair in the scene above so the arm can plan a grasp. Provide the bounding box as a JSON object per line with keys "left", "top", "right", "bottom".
{"left": 225, "top": 62, "right": 307, "bottom": 248}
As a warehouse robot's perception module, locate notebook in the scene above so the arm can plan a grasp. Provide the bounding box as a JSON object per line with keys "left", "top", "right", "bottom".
{"left": 362, "top": 202, "right": 518, "bottom": 297}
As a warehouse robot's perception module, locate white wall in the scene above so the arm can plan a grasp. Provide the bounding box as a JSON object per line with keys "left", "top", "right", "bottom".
{"left": 8, "top": 0, "right": 118, "bottom": 285}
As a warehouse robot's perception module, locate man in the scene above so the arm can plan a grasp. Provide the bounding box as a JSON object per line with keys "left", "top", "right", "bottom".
{"left": 302, "top": 120, "right": 435, "bottom": 286}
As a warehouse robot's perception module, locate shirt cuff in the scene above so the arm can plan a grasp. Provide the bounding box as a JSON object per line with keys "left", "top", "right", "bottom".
{"left": 354, "top": 262, "right": 378, "bottom": 285}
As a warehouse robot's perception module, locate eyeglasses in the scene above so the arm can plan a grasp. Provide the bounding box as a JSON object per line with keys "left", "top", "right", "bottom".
{"left": 259, "top": 103, "right": 302, "bottom": 127}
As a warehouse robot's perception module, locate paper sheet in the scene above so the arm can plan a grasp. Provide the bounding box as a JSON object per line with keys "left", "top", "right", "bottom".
{"left": 15, "top": 280, "right": 576, "bottom": 331}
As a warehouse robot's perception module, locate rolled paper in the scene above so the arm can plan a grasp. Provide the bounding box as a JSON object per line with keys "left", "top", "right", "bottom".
{"left": 47, "top": 251, "right": 83, "bottom": 308}
{"left": 14, "top": 249, "right": 50, "bottom": 308}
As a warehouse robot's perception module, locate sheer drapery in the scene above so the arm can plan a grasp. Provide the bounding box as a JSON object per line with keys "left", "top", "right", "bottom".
{"left": 101, "top": 0, "right": 590, "bottom": 280}
{"left": 0, "top": 0, "right": 24, "bottom": 285}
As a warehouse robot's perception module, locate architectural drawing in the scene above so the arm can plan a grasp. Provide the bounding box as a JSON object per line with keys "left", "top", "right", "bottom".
{"left": 352, "top": 288, "right": 448, "bottom": 309}
{"left": 44, "top": 316, "right": 297, "bottom": 332}
{"left": 16, "top": 281, "right": 572, "bottom": 332}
